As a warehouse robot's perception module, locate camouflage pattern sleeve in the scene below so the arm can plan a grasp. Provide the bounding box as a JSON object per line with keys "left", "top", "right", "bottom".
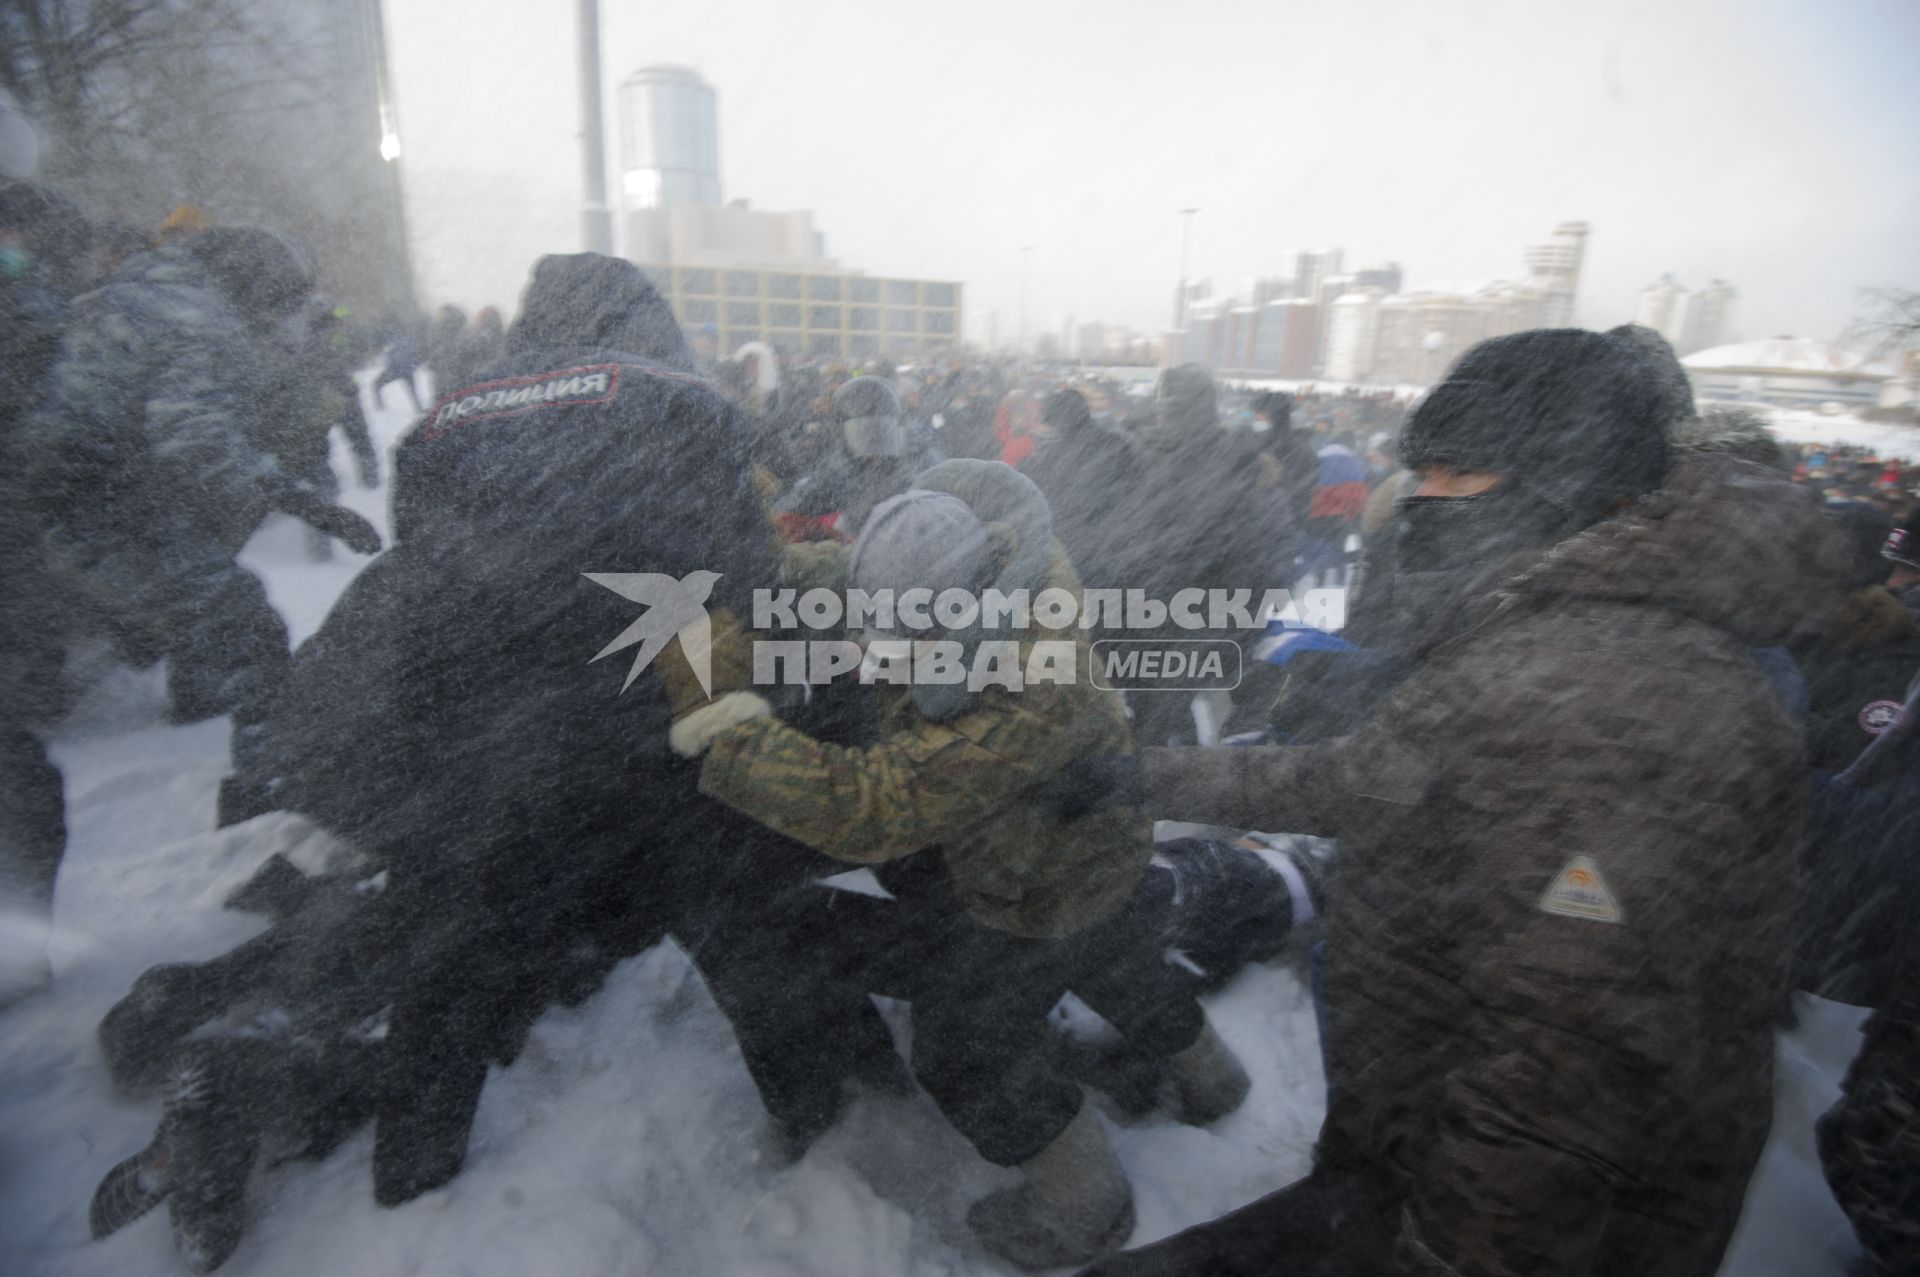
{"left": 779, "top": 539, "right": 851, "bottom": 598}
{"left": 699, "top": 687, "right": 1080, "bottom": 865}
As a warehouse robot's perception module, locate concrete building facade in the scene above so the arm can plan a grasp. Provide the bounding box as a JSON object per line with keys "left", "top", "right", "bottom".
{"left": 644, "top": 264, "right": 962, "bottom": 360}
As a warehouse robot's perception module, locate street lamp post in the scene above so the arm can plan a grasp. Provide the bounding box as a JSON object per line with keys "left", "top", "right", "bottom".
{"left": 1021, "top": 244, "right": 1036, "bottom": 355}
{"left": 1019, "top": 244, "right": 1033, "bottom": 357}
{"left": 577, "top": 0, "right": 613, "bottom": 254}
{"left": 1175, "top": 207, "right": 1199, "bottom": 332}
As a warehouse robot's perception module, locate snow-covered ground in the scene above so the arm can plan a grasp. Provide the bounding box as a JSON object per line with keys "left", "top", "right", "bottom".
{"left": 0, "top": 376, "right": 1874, "bottom": 1275}
{"left": 1755, "top": 406, "right": 1920, "bottom": 462}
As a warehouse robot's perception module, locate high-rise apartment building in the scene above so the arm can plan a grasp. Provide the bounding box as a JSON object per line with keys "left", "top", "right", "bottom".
{"left": 1633, "top": 274, "right": 1690, "bottom": 345}
{"left": 1522, "top": 221, "right": 1589, "bottom": 327}
{"left": 1679, "top": 279, "right": 1737, "bottom": 355}
{"left": 1632, "top": 274, "right": 1737, "bottom": 355}
{"left": 1293, "top": 249, "right": 1344, "bottom": 304}
{"left": 1323, "top": 289, "right": 1384, "bottom": 382}
{"left": 1167, "top": 222, "right": 1589, "bottom": 385}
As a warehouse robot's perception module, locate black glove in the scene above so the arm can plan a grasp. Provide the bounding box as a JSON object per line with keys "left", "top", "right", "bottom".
{"left": 1030, "top": 754, "right": 1143, "bottom": 823}
{"left": 281, "top": 489, "right": 382, "bottom": 555}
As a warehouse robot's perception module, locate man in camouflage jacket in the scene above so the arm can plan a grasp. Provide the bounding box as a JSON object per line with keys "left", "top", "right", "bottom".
{"left": 700, "top": 538, "right": 1146, "bottom": 937}
{"left": 1086, "top": 329, "right": 1847, "bottom": 1277}
{"left": 687, "top": 460, "right": 1237, "bottom": 1270}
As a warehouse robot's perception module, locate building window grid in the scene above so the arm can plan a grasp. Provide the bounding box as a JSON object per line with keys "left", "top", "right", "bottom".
{"left": 657, "top": 268, "right": 960, "bottom": 354}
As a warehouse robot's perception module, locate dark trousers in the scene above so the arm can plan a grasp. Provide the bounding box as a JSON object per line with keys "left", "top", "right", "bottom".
{"left": 157, "top": 568, "right": 290, "bottom": 727}
{"left": 0, "top": 721, "right": 65, "bottom": 913}
{"left": 1082, "top": 1157, "right": 1401, "bottom": 1277}
{"left": 806, "top": 859, "right": 1208, "bottom": 1167}
{"left": 0, "top": 608, "right": 68, "bottom": 916}
{"left": 372, "top": 816, "right": 902, "bottom": 1198}
{"left": 679, "top": 878, "right": 902, "bottom": 1144}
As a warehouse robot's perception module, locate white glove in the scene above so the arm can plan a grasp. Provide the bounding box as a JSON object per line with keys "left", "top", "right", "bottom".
{"left": 670, "top": 691, "right": 773, "bottom": 759}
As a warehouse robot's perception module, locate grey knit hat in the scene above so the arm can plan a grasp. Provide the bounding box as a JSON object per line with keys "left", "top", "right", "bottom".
{"left": 847, "top": 490, "right": 995, "bottom": 610}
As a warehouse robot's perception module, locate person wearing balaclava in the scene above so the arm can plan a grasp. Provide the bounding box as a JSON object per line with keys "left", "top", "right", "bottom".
{"left": 774, "top": 375, "right": 919, "bottom": 540}
{"left": 1076, "top": 327, "right": 1850, "bottom": 1277}
{"left": 674, "top": 459, "right": 1250, "bottom": 1272}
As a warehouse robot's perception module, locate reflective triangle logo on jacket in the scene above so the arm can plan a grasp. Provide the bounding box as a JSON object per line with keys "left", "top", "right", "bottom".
{"left": 1537, "top": 854, "right": 1623, "bottom": 924}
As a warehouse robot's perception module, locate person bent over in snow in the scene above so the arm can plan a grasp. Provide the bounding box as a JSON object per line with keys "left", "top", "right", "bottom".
{"left": 671, "top": 460, "right": 1252, "bottom": 1271}
{"left": 86, "top": 853, "right": 398, "bottom": 1273}
{"left": 1072, "top": 327, "right": 1848, "bottom": 1277}
{"left": 218, "top": 253, "right": 910, "bottom": 1215}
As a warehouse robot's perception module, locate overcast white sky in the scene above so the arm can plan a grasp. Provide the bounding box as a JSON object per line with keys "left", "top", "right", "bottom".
{"left": 386, "top": 0, "right": 1920, "bottom": 347}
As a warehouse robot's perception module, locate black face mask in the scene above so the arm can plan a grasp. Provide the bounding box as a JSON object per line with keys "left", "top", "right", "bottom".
{"left": 1385, "top": 484, "right": 1574, "bottom": 651}
{"left": 1394, "top": 485, "right": 1572, "bottom": 576}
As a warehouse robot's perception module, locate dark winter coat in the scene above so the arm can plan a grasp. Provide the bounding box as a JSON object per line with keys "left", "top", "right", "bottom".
{"left": 1812, "top": 713, "right": 1920, "bottom": 1272}
{"left": 0, "top": 266, "right": 66, "bottom": 431}
{"left": 1819, "top": 961, "right": 1920, "bottom": 1277}
{"left": 1136, "top": 454, "right": 1846, "bottom": 1277}
{"left": 1897, "top": 580, "right": 1920, "bottom": 626}
{"left": 263, "top": 254, "right": 778, "bottom": 938}
{"left": 1113, "top": 423, "right": 1296, "bottom": 639}
{"left": 0, "top": 265, "right": 70, "bottom": 613}
{"left": 1257, "top": 427, "right": 1321, "bottom": 529}
{"left": 1795, "top": 585, "right": 1920, "bottom": 772}
{"left": 1020, "top": 421, "right": 1141, "bottom": 592}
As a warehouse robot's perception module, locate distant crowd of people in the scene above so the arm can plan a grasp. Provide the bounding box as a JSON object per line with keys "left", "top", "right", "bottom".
{"left": 3, "top": 175, "right": 1917, "bottom": 1277}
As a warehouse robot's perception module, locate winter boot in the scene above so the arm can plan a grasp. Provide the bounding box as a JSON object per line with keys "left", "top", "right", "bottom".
{"left": 1080, "top": 1160, "right": 1400, "bottom": 1277}
{"left": 99, "top": 964, "right": 234, "bottom": 1094}
{"left": 1165, "top": 1023, "right": 1251, "bottom": 1127}
{"left": 372, "top": 1050, "right": 488, "bottom": 1206}
{"left": 966, "top": 1103, "right": 1136, "bottom": 1271}
{"left": 89, "top": 1142, "right": 172, "bottom": 1240}
{"left": 161, "top": 1041, "right": 262, "bottom": 1274}
{"left": 1056, "top": 1035, "right": 1164, "bottom": 1121}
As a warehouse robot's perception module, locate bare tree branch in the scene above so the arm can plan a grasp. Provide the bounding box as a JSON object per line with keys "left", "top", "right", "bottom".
{"left": 1844, "top": 287, "right": 1920, "bottom": 366}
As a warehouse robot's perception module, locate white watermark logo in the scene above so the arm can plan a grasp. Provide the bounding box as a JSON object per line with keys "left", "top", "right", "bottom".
{"left": 585, "top": 571, "right": 721, "bottom": 694}
{"left": 588, "top": 577, "right": 1346, "bottom": 696}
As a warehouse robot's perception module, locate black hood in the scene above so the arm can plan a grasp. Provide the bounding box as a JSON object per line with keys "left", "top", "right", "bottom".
{"left": 506, "top": 252, "right": 694, "bottom": 370}
{"left": 186, "top": 227, "right": 314, "bottom": 322}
